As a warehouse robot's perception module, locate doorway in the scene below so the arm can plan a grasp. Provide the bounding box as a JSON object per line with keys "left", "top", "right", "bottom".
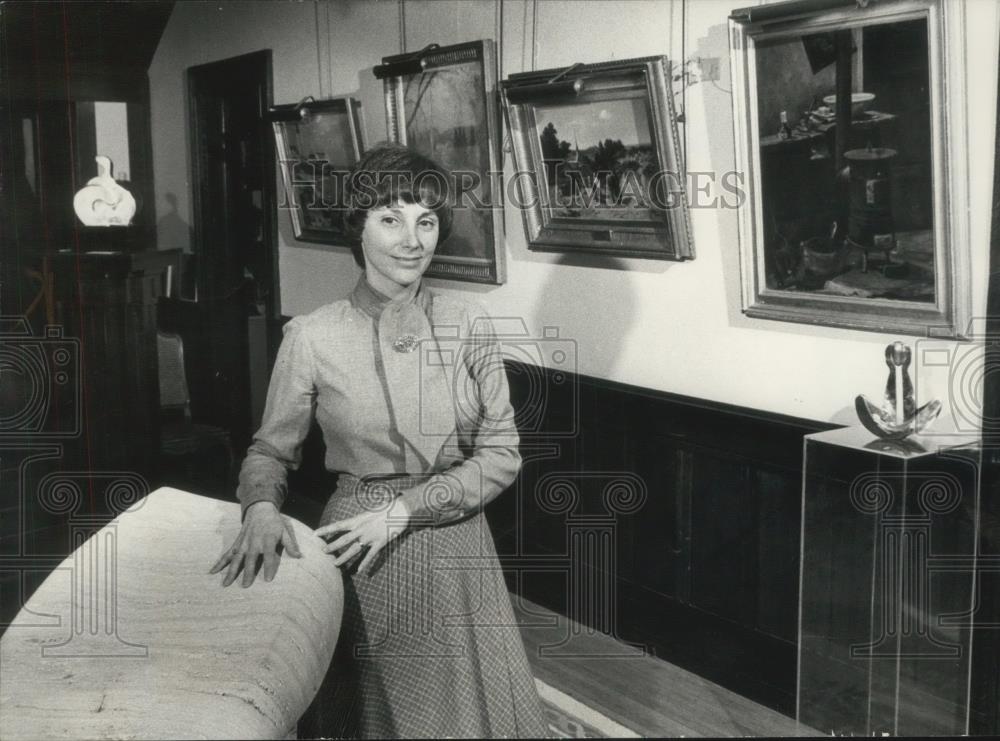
{"left": 186, "top": 50, "right": 278, "bottom": 452}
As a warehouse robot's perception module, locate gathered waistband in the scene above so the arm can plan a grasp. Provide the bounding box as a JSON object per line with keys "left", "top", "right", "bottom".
{"left": 337, "top": 472, "right": 432, "bottom": 492}
{"left": 332, "top": 473, "right": 433, "bottom": 512}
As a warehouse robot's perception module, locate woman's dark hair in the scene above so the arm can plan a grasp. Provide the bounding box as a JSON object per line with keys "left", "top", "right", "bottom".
{"left": 342, "top": 144, "right": 453, "bottom": 268}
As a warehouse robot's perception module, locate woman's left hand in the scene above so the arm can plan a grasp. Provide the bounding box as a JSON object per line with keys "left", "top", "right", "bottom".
{"left": 314, "top": 499, "right": 411, "bottom": 576}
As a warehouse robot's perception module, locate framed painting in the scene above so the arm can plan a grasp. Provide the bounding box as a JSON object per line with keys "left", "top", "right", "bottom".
{"left": 376, "top": 40, "right": 505, "bottom": 284}
{"left": 500, "top": 56, "right": 694, "bottom": 261}
{"left": 729, "top": 0, "right": 971, "bottom": 337}
{"left": 270, "top": 96, "right": 364, "bottom": 245}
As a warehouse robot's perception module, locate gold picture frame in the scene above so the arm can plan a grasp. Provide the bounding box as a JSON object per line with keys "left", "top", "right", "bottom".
{"left": 378, "top": 40, "right": 506, "bottom": 284}
{"left": 271, "top": 96, "right": 364, "bottom": 245}
{"left": 729, "top": 0, "right": 971, "bottom": 337}
{"left": 501, "top": 56, "right": 694, "bottom": 261}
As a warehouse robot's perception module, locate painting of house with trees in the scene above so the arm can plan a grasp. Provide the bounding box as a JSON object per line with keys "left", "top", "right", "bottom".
{"left": 535, "top": 98, "right": 661, "bottom": 220}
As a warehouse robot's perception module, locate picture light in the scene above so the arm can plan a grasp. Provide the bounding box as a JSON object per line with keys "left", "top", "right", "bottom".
{"left": 373, "top": 43, "right": 441, "bottom": 79}
{"left": 267, "top": 96, "right": 316, "bottom": 123}
{"left": 501, "top": 63, "right": 587, "bottom": 104}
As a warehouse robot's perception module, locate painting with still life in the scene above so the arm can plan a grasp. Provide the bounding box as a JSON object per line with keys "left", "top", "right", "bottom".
{"left": 534, "top": 97, "right": 663, "bottom": 221}
{"left": 754, "top": 18, "right": 934, "bottom": 303}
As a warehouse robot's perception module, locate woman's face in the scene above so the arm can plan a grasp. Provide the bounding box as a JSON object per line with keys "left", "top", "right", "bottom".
{"left": 360, "top": 201, "right": 439, "bottom": 297}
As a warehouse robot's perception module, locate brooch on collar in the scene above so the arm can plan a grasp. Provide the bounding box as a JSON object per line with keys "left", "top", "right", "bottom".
{"left": 392, "top": 335, "right": 419, "bottom": 353}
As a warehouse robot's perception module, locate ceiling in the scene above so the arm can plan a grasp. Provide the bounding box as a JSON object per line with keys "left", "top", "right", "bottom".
{"left": 2, "top": 1, "right": 175, "bottom": 100}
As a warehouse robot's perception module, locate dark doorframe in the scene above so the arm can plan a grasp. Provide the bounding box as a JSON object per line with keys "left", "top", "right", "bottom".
{"left": 188, "top": 49, "right": 279, "bottom": 316}
{"left": 186, "top": 50, "right": 278, "bottom": 451}
{"left": 971, "top": 41, "right": 1000, "bottom": 737}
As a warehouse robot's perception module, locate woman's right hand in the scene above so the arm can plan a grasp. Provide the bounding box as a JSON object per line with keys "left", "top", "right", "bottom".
{"left": 209, "top": 501, "right": 302, "bottom": 587}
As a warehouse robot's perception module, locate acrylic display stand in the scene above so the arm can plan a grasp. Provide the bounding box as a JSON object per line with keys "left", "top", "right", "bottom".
{"left": 798, "top": 426, "right": 981, "bottom": 736}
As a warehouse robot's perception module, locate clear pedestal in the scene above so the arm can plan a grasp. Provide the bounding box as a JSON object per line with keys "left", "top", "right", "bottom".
{"left": 798, "top": 426, "right": 981, "bottom": 736}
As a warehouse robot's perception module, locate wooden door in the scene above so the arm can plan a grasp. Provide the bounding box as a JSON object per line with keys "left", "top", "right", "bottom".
{"left": 187, "top": 51, "right": 278, "bottom": 452}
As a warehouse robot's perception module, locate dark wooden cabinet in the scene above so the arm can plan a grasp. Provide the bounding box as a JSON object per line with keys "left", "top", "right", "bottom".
{"left": 49, "top": 248, "right": 179, "bottom": 478}
{"left": 0, "top": 249, "right": 178, "bottom": 626}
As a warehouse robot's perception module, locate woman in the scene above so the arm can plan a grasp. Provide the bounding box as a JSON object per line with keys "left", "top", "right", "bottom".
{"left": 210, "top": 144, "right": 548, "bottom": 738}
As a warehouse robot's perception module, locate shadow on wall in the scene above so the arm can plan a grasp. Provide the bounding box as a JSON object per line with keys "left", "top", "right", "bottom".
{"left": 831, "top": 404, "right": 859, "bottom": 427}
{"left": 532, "top": 252, "right": 643, "bottom": 381}
{"left": 157, "top": 192, "right": 197, "bottom": 299}
{"left": 355, "top": 66, "right": 387, "bottom": 145}
{"left": 157, "top": 192, "right": 193, "bottom": 252}
{"left": 693, "top": 22, "right": 746, "bottom": 333}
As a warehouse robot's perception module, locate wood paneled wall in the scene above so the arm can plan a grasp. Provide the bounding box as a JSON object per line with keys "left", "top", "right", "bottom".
{"left": 487, "top": 361, "right": 834, "bottom": 715}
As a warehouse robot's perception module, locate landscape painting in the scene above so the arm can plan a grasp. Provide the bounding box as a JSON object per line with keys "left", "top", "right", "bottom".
{"left": 534, "top": 97, "right": 663, "bottom": 221}
{"left": 501, "top": 55, "right": 694, "bottom": 260}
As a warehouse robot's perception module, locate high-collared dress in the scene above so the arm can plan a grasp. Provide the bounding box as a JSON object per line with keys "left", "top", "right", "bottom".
{"left": 237, "top": 276, "right": 547, "bottom": 739}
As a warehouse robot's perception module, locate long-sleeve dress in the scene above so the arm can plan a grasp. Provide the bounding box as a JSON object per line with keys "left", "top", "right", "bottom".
{"left": 236, "top": 276, "right": 547, "bottom": 739}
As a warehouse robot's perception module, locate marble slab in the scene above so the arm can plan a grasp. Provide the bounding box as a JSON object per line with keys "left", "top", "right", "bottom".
{"left": 0, "top": 487, "right": 343, "bottom": 740}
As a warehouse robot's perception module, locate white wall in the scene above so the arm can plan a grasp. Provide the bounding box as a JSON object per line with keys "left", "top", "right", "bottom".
{"left": 94, "top": 102, "right": 131, "bottom": 180}
{"left": 149, "top": 0, "right": 999, "bottom": 429}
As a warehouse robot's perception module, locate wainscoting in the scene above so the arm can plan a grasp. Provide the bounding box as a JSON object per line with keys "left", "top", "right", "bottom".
{"left": 487, "top": 360, "right": 834, "bottom": 716}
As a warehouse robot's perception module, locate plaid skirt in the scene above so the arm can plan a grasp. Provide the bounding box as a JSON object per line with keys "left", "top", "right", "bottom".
{"left": 302, "top": 474, "right": 547, "bottom": 739}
